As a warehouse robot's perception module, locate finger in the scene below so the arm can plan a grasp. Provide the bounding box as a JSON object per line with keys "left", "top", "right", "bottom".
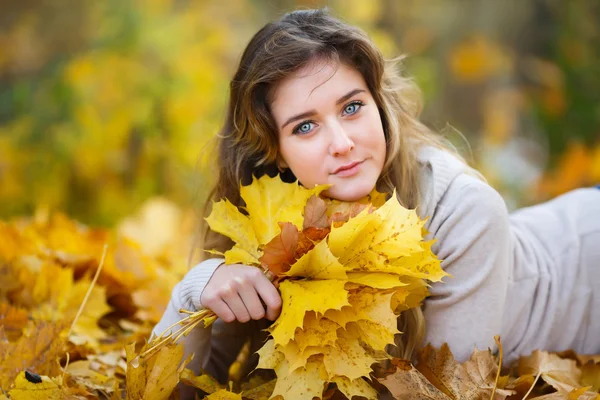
{"left": 238, "top": 285, "right": 266, "bottom": 320}
{"left": 254, "top": 279, "right": 282, "bottom": 321}
{"left": 222, "top": 288, "right": 251, "bottom": 323}
{"left": 205, "top": 297, "right": 236, "bottom": 323}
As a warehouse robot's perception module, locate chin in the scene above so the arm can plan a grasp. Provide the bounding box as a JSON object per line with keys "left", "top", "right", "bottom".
{"left": 325, "top": 181, "right": 376, "bottom": 202}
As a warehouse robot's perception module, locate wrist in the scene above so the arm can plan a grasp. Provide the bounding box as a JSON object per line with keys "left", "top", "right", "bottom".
{"left": 179, "top": 258, "right": 225, "bottom": 311}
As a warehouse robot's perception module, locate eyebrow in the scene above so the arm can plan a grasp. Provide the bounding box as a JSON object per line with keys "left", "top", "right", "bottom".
{"left": 280, "top": 88, "right": 366, "bottom": 129}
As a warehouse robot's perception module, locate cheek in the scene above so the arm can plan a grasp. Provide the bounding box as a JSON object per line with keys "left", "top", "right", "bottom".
{"left": 290, "top": 154, "right": 324, "bottom": 184}
{"left": 361, "top": 114, "right": 386, "bottom": 158}
{"left": 280, "top": 142, "right": 327, "bottom": 185}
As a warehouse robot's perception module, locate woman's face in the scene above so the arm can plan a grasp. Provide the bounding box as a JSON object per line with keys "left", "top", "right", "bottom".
{"left": 270, "top": 60, "right": 387, "bottom": 201}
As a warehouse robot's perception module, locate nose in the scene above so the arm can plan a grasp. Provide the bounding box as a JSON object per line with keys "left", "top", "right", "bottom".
{"left": 328, "top": 121, "right": 355, "bottom": 156}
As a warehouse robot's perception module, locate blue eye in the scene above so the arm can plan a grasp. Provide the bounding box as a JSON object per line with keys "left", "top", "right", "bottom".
{"left": 292, "top": 121, "right": 315, "bottom": 135}
{"left": 343, "top": 101, "right": 364, "bottom": 116}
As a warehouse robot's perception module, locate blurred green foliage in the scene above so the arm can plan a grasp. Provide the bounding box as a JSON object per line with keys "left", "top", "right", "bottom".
{"left": 0, "top": 0, "right": 598, "bottom": 225}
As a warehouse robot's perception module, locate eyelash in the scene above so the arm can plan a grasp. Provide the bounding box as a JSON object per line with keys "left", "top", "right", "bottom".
{"left": 291, "top": 100, "right": 366, "bottom": 135}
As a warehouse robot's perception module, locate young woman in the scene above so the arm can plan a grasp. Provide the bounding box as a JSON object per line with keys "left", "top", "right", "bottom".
{"left": 153, "top": 8, "right": 600, "bottom": 388}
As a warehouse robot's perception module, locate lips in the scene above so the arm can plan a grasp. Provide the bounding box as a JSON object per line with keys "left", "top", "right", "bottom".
{"left": 333, "top": 161, "right": 362, "bottom": 174}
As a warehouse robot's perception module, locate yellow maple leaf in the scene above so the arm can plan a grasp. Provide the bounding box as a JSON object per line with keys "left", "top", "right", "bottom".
{"left": 269, "top": 280, "right": 349, "bottom": 346}
{"left": 241, "top": 175, "right": 328, "bottom": 244}
{"left": 331, "top": 375, "right": 377, "bottom": 400}
{"left": 322, "top": 334, "right": 378, "bottom": 381}
{"left": 347, "top": 320, "right": 395, "bottom": 353}
{"left": 329, "top": 196, "right": 431, "bottom": 274}
{"left": 386, "top": 241, "right": 448, "bottom": 282}
{"left": 322, "top": 307, "right": 361, "bottom": 328}
{"left": 349, "top": 290, "right": 399, "bottom": 335}
{"left": 8, "top": 371, "right": 64, "bottom": 400}
{"left": 180, "top": 368, "right": 223, "bottom": 394}
{"left": 278, "top": 340, "right": 323, "bottom": 372}
{"left": 271, "top": 358, "right": 328, "bottom": 400}
{"left": 205, "top": 199, "right": 262, "bottom": 265}
{"left": 284, "top": 239, "right": 347, "bottom": 280}
{"left": 206, "top": 175, "right": 328, "bottom": 266}
{"left": 256, "top": 339, "right": 284, "bottom": 371}
{"left": 125, "top": 342, "right": 190, "bottom": 400}
{"left": 392, "top": 278, "right": 430, "bottom": 312}
{"left": 294, "top": 313, "right": 340, "bottom": 352}
{"left": 346, "top": 272, "right": 408, "bottom": 289}
{"left": 328, "top": 207, "right": 380, "bottom": 267}
{"left": 371, "top": 193, "right": 425, "bottom": 258}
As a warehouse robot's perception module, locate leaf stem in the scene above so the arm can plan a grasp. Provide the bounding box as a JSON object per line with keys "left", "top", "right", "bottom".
{"left": 139, "top": 309, "right": 215, "bottom": 360}
{"left": 490, "top": 335, "right": 503, "bottom": 400}
{"left": 67, "top": 244, "right": 107, "bottom": 339}
{"left": 61, "top": 351, "right": 70, "bottom": 384}
{"left": 521, "top": 369, "right": 541, "bottom": 400}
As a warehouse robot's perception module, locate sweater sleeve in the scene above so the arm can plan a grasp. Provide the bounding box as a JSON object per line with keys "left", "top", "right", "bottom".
{"left": 422, "top": 174, "right": 511, "bottom": 362}
{"left": 151, "top": 258, "right": 223, "bottom": 376}
{"left": 152, "top": 257, "right": 257, "bottom": 393}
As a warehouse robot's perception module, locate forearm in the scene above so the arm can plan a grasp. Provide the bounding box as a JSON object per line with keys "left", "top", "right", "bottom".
{"left": 151, "top": 258, "right": 224, "bottom": 372}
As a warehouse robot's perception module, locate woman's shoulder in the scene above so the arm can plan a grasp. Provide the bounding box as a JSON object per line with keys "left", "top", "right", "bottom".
{"left": 416, "top": 146, "right": 508, "bottom": 231}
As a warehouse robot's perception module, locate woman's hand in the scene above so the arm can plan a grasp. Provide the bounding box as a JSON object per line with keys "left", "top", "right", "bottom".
{"left": 200, "top": 264, "right": 282, "bottom": 323}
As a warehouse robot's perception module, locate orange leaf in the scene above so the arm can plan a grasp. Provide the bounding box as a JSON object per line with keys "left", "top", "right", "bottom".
{"left": 259, "top": 222, "right": 299, "bottom": 276}
{"left": 0, "top": 303, "right": 28, "bottom": 341}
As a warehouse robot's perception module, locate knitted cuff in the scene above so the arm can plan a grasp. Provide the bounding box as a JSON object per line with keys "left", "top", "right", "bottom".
{"left": 178, "top": 258, "right": 224, "bottom": 311}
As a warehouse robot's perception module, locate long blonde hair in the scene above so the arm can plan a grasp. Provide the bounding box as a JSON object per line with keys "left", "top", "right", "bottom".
{"left": 196, "top": 8, "right": 463, "bottom": 361}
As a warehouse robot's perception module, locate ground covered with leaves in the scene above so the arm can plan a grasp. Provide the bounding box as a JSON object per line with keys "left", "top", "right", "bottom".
{"left": 1, "top": 195, "right": 599, "bottom": 399}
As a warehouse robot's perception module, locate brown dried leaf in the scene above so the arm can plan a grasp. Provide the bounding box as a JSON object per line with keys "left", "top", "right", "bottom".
{"left": 529, "top": 387, "right": 600, "bottom": 399}
{"left": 326, "top": 201, "right": 369, "bottom": 224}
{"left": 556, "top": 350, "right": 600, "bottom": 367}
{"left": 303, "top": 195, "right": 329, "bottom": 229}
{"left": 301, "top": 227, "right": 330, "bottom": 245}
{"left": 415, "top": 344, "right": 513, "bottom": 400}
{"left": 378, "top": 358, "right": 451, "bottom": 400}
{"left": 259, "top": 222, "right": 299, "bottom": 276}
{"left": 415, "top": 343, "right": 462, "bottom": 398}
{"left": 461, "top": 349, "right": 514, "bottom": 399}
{"left": 518, "top": 350, "right": 582, "bottom": 393}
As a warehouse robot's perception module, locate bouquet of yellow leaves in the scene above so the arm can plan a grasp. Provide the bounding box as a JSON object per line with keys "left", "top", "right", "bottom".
{"left": 149, "top": 174, "right": 448, "bottom": 400}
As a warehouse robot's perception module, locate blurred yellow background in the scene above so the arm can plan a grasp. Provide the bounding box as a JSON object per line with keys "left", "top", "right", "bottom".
{"left": 1, "top": 0, "right": 599, "bottom": 226}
